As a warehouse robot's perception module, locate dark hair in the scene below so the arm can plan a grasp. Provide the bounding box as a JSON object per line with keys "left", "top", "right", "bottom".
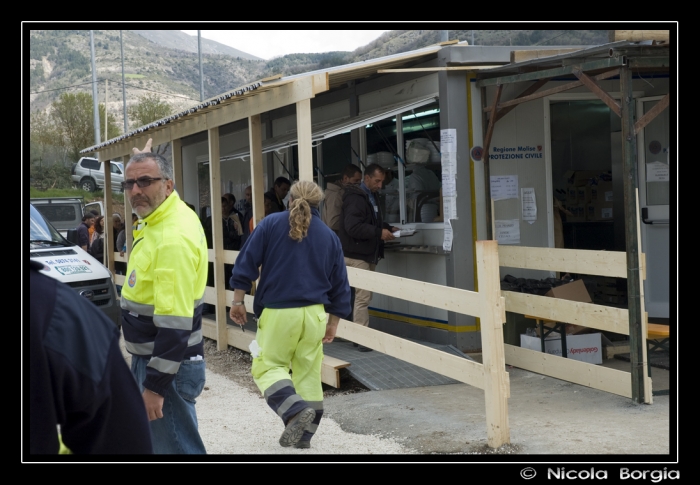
{"left": 363, "top": 163, "right": 385, "bottom": 178}
{"left": 342, "top": 164, "right": 362, "bottom": 179}
{"left": 222, "top": 193, "right": 236, "bottom": 204}
{"left": 274, "top": 176, "right": 291, "bottom": 188}
{"left": 94, "top": 215, "right": 105, "bottom": 234}
{"left": 82, "top": 213, "right": 94, "bottom": 222}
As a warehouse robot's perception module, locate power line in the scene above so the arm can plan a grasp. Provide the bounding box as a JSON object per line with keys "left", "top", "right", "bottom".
{"left": 534, "top": 30, "right": 572, "bottom": 46}
{"left": 30, "top": 78, "right": 199, "bottom": 101}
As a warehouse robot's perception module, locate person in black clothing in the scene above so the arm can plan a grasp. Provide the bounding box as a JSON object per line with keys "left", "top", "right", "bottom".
{"left": 204, "top": 194, "right": 243, "bottom": 291}
{"left": 339, "top": 163, "right": 399, "bottom": 351}
{"left": 28, "top": 260, "right": 153, "bottom": 455}
{"left": 264, "top": 176, "right": 291, "bottom": 213}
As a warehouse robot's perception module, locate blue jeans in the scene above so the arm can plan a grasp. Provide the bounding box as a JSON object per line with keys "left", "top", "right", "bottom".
{"left": 131, "top": 355, "right": 207, "bottom": 454}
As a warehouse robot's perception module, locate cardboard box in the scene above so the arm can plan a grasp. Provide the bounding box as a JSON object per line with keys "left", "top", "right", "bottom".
{"left": 577, "top": 185, "right": 591, "bottom": 204}
{"left": 565, "top": 170, "right": 599, "bottom": 187}
{"left": 520, "top": 333, "right": 603, "bottom": 364}
{"left": 590, "top": 180, "right": 613, "bottom": 202}
{"left": 566, "top": 184, "right": 578, "bottom": 203}
{"left": 589, "top": 200, "right": 614, "bottom": 221}
{"left": 544, "top": 279, "right": 593, "bottom": 335}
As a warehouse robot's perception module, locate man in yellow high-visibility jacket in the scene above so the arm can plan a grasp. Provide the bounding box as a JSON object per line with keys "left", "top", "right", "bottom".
{"left": 120, "top": 150, "right": 209, "bottom": 454}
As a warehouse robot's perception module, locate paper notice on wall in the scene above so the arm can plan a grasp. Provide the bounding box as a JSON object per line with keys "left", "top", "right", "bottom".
{"left": 490, "top": 175, "right": 518, "bottom": 201}
{"left": 521, "top": 187, "right": 537, "bottom": 223}
{"left": 495, "top": 219, "right": 520, "bottom": 245}
{"left": 441, "top": 128, "right": 456, "bottom": 153}
{"left": 443, "top": 219, "right": 453, "bottom": 252}
{"left": 442, "top": 195, "right": 457, "bottom": 221}
{"left": 441, "top": 152, "right": 457, "bottom": 197}
{"left": 646, "top": 161, "right": 669, "bottom": 182}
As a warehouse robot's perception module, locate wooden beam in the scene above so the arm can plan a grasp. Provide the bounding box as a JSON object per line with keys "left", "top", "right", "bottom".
{"left": 498, "top": 246, "right": 627, "bottom": 278}
{"left": 248, "top": 114, "right": 264, "bottom": 229}
{"left": 172, "top": 138, "right": 183, "bottom": 194}
{"left": 493, "top": 79, "right": 548, "bottom": 122}
{"left": 504, "top": 345, "right": 632, "bottom": 398}
{"left": 477, "top": 57, "right": 627, "bottom": 87}
{"left": 378, "top": 66, "right": 500, "bottom": 73}
{"left": 93, "top": 75, "right": 328, "bottom": 160}
{"left": 477, "top": 240, "right": 510, "bottom": 448}
{"left": 296, "top": 98, "right": 313, "bottom": 181}
{"left": 504, "top": 291, "right": 631, "bottom": 335}
{"left": 484, "top": 69, "right": 621, "bottom": 113}
{"left": 609, "top": 30, "right": 669, "bottom": 43}
{"left": 510, "top": 48, "right": 583, "bottom": 63}
{"left": 634, "top": 94, "right": 669, "bottom": 135}
{"left": 482, "top": 84, "right": 503, "bottom": 161}
{"left": 345, "top": 266, "right": 482, "bottom": 316}
{"left": 572, "top": 68, "right": 621, "bottom": 117}
{"left": 335, "top": 319, "right": 486, "bottom": 389}
{"left": 207, "top": 128, "right": 228, "bottom": 351}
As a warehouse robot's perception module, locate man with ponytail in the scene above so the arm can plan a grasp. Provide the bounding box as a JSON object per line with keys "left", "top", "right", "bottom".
{"left": 229, "top": 180, "right": 351, "bottom": 450}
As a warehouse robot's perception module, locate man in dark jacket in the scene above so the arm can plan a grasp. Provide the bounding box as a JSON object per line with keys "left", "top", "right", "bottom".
{"left": 28, "top": 260, "right": 153, "bottom": 455}
{"left": 264, "top": 176, "right": 291, "bottom": 213}
{"left": 339, "top": 163, "right": 399, "bottom": 351}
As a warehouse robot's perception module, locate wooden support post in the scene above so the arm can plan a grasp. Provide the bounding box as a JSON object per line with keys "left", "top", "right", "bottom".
{"left": 97, "top": 153, "right": 115, "bottom": 273}
{"left": 476, "top": 240, "right": 510, "bottom": 448}
{"left": 208, "top": 127, "right": 228, "bottom": 351}
{"left": 172, "top": 138, "right": 183, "bottom": 194}
{"left": 620, "top": 67, "right": 645, "bottom": 403}
{"left": 248, "top": 114, "right": 264, "bottom": 229}
{"left": 296, "top": 98, "right": 313, "bottom": 182}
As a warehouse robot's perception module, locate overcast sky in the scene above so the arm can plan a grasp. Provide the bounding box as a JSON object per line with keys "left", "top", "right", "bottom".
{"left": 180, "top": 30, "right": 390, "bottom": 60}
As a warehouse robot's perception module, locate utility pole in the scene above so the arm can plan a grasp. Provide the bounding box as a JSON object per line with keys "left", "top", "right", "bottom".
{"left": 90, "top": 30, "right": 101, "bottom": 146}
{"left": 104, "top": 79, "right": 108, "bottom": 142}
{"left": 120, "top": 30, "right": 128, "bottom": 133}
{"left": 198, "top": 30, "right": 204, "bottom": 102}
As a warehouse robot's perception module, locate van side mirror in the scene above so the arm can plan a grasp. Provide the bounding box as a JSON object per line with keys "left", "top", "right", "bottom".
{"left": 66, "top": 229, "right": 79, "bottom": 245}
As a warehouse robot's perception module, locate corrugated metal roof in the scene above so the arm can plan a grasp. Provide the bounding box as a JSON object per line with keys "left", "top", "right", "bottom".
{"left": 80, "top": 43, "right": 447, "bottom": 155}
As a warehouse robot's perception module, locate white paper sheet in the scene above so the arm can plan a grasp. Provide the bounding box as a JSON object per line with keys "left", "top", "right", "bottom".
{"left": 646, "top": 161, "right": 669, "bottom": 182}
{"left": 521, "top": 187, "right": 537, "bottom": 223}
{"left": 490, "top": 175, "right": 519, "bottom": 201}
{"left": 495, "top": 219, "right": 520, "bottom": 245}
{"left": 443, "top": 219, "right": 453, "bottom": 252}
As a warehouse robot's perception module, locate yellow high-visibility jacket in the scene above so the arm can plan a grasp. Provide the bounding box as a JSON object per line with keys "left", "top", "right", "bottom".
{"left": 120, "top": 191, "right": 208, "bottom": 396}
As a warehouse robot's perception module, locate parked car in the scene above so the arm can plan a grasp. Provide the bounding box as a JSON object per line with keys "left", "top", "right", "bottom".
{"left": 29, "top": 203, "right": 121, "bottom": 327}
{"left": 30, "top": 197, "right": 103, "bottom": 238}
{"left": 71, "top": 157, "right": 124, "bottom": 192}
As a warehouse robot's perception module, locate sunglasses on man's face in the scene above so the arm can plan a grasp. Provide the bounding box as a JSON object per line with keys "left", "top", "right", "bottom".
{"left": 121, "top": 177, "right": 163, "bottom": 190}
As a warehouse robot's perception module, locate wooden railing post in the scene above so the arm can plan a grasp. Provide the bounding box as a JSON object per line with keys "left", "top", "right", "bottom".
{"left": 476, "top": 240, "right": 510, "bottom": 448}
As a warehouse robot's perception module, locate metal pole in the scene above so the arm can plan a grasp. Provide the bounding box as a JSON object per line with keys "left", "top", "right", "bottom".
{"left": 471, "top": 30, "right": 475, "bottom": 45}
{"left": 620, "top": 66, "right": 645, "bottom": 403}
{"left": 120, "top": 30, "right": 128, "bottom": 133}
{"left": 90, "top": 30, "right": 101, "bottom": 146}
{"left": 198, "top": 30, "right": 204, "bottom": 102}
{"left": 104, "top": 79, "right": 108, "bottom": 142}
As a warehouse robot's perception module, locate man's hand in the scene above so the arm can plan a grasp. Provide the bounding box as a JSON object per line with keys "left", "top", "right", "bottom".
{"left": 391, "top": 226, "right": 400, "bottom": 233}
{"left": 229, "top": 304, "right": 248, "bottom": 327}
{"left": 323, "top": 314, "right": 340, "bottom": 343}
{"left": 143, "top": 389, "right": 165, "bottom": 421}
{"left": 132, "top": 138, "right": 153, "bottom": 155}
{"left": 381, "top": 228, "right": 395, "bottom": 241}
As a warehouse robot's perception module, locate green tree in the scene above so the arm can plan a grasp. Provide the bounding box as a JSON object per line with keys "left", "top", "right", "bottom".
{"left": 49, "top": 92, "right": 121, "bottom": 161}
{"left": 128, "top": 93, "right": 174, "bottom": 129}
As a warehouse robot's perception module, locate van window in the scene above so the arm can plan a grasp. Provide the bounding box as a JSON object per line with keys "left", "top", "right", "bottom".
{"left": 34, "top": 205, "right": 78, "bottom": 223}
{"left": 84, "top": 159, "right": 100, "bottom": 170}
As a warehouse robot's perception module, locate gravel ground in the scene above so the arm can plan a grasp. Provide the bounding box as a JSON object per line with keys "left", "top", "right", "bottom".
{"left": 121, "top": 335, "right": 418, "bottom": 455}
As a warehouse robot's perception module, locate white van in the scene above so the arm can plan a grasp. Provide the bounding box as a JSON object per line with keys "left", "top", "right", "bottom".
{"left": 29, "top": 203, "right": 121, "bottom": 327}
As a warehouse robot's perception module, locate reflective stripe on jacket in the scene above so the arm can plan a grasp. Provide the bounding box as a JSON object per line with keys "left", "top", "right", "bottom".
{"left": 120, "top": 191, "right": 208, "bottom": 395}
